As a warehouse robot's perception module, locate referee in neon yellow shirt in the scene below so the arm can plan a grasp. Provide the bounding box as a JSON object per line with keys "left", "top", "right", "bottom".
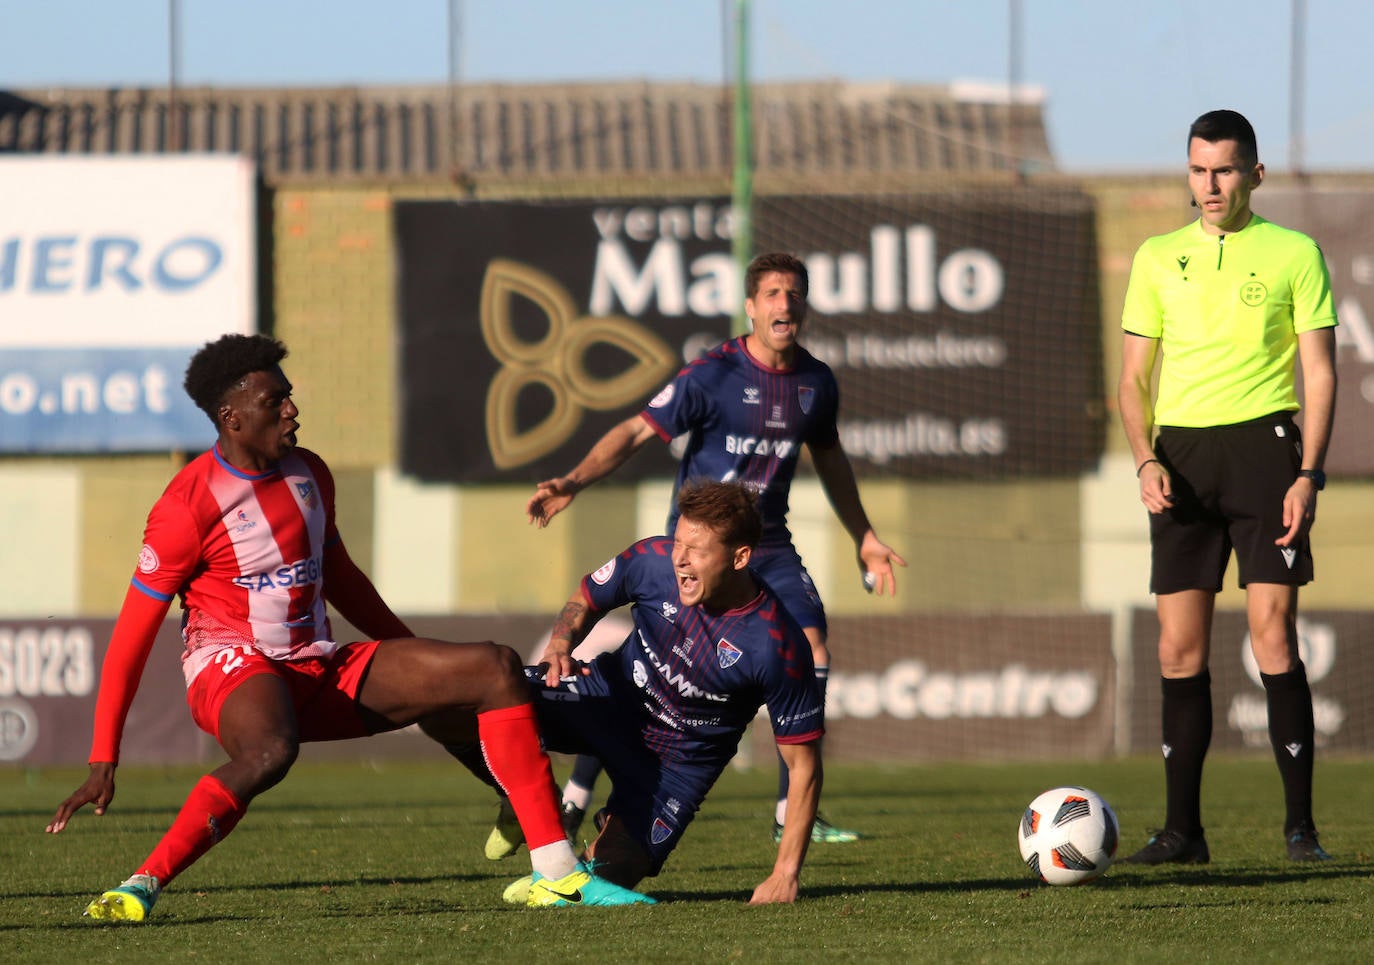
{"left": 1118, "top": 109, "right": 1338, "bottom": 865}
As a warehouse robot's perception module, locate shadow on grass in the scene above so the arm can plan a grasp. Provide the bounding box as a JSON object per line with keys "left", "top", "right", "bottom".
{"left": 6, "top": 863, "right": 1366, "bottom": 933}
{"left": 5, "top": 868, "right": 512, "bottom": 905}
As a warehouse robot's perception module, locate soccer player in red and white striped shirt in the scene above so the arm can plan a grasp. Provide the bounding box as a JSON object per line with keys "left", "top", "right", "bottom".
{"left": 47, "top": 333, "right": 653, "bottom": 918}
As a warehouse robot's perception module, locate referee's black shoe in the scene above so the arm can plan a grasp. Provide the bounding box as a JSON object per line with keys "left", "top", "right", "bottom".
{"left": 1123, "top": 828, "right": 1210, "bottom": 864}
{"left": 1286, "top": 821, "right": 1332, "bottom": 862}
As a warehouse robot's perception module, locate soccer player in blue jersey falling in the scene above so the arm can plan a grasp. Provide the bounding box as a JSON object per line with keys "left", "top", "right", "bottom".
{"left": 511, "top": 251, "right": 905, "bottom": 849}
{"left": 503, "top": 479, "right": 826, "bottom": 903}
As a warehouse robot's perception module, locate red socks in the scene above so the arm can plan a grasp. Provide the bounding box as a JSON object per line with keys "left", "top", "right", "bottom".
{"left": 138, "top": 774, "right": 246, "bottom": 885}
{"left": 478, "top": 704, "right": 565, "bottom": 850}
{"left": 134, "top": 707, "right": 562, "bottom": 885}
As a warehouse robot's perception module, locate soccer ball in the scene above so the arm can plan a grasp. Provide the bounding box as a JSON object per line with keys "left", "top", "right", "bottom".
{"left": 1017, "top": 786, "right": 1118, "bottom": 886}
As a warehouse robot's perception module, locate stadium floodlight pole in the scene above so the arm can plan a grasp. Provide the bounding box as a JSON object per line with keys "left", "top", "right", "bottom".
{"left": 167, "top": 0, "right": 182, "bottom": 152}
{"left": 446, "top": 0, "right": 471, "bottom": 192}
{"left": 730, "top": 0, "right": 754, "bottom": 337}
{"left": 1007, "top": 0, "right": 1024, "bottom": 181}
{"left": 1289, "top": 0, "right": 1307, "bottom": 179}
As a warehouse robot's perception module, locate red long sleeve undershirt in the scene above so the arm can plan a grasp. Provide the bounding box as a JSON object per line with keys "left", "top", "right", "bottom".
{"left": 89, "top": 584, "right": 173, "bottom": 765}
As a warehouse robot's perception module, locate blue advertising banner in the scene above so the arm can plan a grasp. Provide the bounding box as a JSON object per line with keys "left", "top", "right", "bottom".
{"left": 0, "top": 348, "right": 215, "bottom": 453}
{"left": 0, "top": 156, "right": 256, "bottom": 454}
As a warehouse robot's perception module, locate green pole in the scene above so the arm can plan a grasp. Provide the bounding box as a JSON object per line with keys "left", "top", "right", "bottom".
{"left": 731, "top": 0, "right": 753, "bottom": 336}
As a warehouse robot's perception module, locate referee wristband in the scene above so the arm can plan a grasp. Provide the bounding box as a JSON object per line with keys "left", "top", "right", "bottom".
{"left": 1136, "top": 458, "right": 1160, "bottom": 478}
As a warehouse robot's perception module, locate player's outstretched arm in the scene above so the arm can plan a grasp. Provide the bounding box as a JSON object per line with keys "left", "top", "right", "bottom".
{"left": 750, "top": 741, "right": 821, "bottom": 905}
{"left": 526, "top": 414, "right": 660, "bottom": 527}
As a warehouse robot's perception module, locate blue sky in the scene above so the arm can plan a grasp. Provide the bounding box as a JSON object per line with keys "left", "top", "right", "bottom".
{"left": 4, "top": 0, "right": 1372, "bottom": 173}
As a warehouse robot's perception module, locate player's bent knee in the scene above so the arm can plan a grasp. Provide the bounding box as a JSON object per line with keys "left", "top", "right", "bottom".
{"left": 426, "top": 638, "right": 524, "bottom": 688}
{"left": 490, "top": 641, "right": 525, "bottom": 676}
{"left": 476, "top": 641, "right": 528, "bottom": 701}
{"left": 231, "top": 735, "right": 298, "bottom": 789}
{"left": 435, "top": 640, "right": 527, "bottom": 710}
{"left": 450, "top": 639, "right": 520, "bottom": 675}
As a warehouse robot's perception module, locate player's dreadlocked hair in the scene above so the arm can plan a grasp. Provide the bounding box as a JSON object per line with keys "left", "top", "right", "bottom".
{"left": 745, "top": 251, "right": 808, "bottom": 299}
{"left": 183, "top": 333, "right": 289, "bottom": 424}
{"left": 675, "top": 479, "right": 763, "bottom": 550}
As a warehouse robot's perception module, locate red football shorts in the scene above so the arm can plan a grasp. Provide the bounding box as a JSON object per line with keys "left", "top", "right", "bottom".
{"left": 186, "top": 641, "right": 380, "bottom": 743}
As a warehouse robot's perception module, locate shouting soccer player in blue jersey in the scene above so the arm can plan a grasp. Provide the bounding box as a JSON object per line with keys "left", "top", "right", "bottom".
{"left": 502, "top": 479, "right": 825, "bottom": 904}
{"left": 514, "top": 252, "right": 905, "bottom": 849}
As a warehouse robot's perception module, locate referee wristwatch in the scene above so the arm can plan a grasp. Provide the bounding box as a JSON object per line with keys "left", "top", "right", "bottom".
{"left": 1298, "top": 468, "right": 1326, "bottom": 491}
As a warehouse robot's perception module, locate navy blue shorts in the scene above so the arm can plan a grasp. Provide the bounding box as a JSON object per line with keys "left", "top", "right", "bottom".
{"left": 751, "top": 541, "right": 827, "bottom": 637}
{"left": 524, "top": 666, "right": 724, "bottom": 876}
{"left": 1150, "top": 412, "right": 1312, "bottom": 593}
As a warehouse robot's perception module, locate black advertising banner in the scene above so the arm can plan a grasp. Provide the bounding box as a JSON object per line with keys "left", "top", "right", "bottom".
{"left": 395, "top": 199, "right": 732, "bottom": 482}
{"left": 1128, "top": 608, "right": 1374, "bottom": 753}
{"left": 0, "top": 619, "right": 203, "bottom": 766}
{"left": 349, "top": 612, "right": 1116, "bottom": 764}
{"left": 4, "top": 611, "right": 1116, "bottom": 765}
{"left": 818, "top": 613, "right": 1116, "bottom": 762}
{"left": 395, "top": 191, "right": 1105, "bottom": 483}
{"left": 1254, "top": 190, "right": 1374, "bottom": 476}
{"left": 756, "top": 191, "right": 1105, "bottom": 478}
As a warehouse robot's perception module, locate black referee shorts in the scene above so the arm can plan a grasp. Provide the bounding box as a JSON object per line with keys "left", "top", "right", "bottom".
{"left": 1149, "top": 411, "right": 1312, "bottom": 594}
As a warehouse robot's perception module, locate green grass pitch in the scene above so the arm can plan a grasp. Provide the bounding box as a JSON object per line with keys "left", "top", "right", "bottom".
{"left": 3, "top": 756, "right": 1371, "bottom": 963}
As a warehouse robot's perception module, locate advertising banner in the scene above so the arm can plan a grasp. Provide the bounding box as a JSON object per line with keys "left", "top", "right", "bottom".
{"left": 356, "top": 612, "right": 1118, "bottom": 764}
{"left": 820, "top": 613, "right": 1116, "bottom": 761}
{"left": 0, "top": 614, "right": 564, "bottom": 767}
{"left": 395, "top": 199, "right": 729, "bottom": 482}
{"left": 11, "top": 610, "right": 1116, "bottom": 766}
{"left": 1257, "top": 190, "right": 1374, "bottom": 475}
{"left": 0, "top": 619, "right": 202, "bottom": 766}
{"left": 0, "top": 156, "right": 256, "bottom": 453}
{"left": 1128, "top": 607, "right": 1374, "bottom": 753}
{"left": 756, "top": 192, "right": 1105, "bottom": 478}
{"left": 394, "top": 191, "right": 1104, "bottom": 483}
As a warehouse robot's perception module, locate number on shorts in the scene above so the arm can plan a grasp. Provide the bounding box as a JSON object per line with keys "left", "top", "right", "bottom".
{"left": 214, "top": 645, "right": 254, "bottom": 676}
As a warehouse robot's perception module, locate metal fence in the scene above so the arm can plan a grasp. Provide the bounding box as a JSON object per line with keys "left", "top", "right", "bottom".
{"left": 0, "top": 81, "right": 1052, "bottom": 185}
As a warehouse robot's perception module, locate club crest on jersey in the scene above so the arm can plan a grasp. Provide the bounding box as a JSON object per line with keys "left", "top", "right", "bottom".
{"left": 717, "top": 638, "right": 743, "bottom": 668}
{"left": 137, "top": 544, "right": 160, "bottom": 574}
{"left": 798, "top": 386, "right": 815, "bottom": 414}
{"left": 651, "top": 817, "right": 675, "bottom": 844}
{"left": 591, "top": 558, "right": 617, "bottom": 585}
{"left": 295, "top": 481, "right": 317, "bottom": 509}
